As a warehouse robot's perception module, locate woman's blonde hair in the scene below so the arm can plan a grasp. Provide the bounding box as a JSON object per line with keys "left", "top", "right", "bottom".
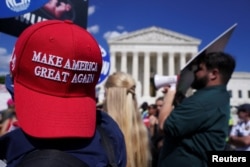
{"left": 104, "top": 72, "right": 151, "bottom": 167}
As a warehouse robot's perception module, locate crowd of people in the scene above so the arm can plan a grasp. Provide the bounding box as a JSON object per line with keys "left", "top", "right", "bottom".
{"left": 0, "top": 98, "right": 16, "bottom": 136}
{"left": 139, "top": 100, "right": 250, "bottom": 165}
{"left": 228, "top": 103, "right": 250, "bottom": 151}
{"left": 0, "top": 19, "right": 249, "bottom": 167}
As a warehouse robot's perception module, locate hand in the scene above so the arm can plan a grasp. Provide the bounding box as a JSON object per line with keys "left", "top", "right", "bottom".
{"left": 159, "top": 84, "right": 176, "bottom": 130}
{"left": 149, "top": 115, "right": 158, "bottom": 126}
{"left": 162, "top": 84, "right": 176, "bottom": 94}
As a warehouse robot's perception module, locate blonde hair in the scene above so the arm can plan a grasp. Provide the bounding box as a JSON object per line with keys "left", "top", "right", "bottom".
{"left": 104, "top": 72, "right": 151, "bottom": 167}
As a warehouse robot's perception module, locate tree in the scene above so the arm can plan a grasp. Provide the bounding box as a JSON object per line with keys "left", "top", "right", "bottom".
{"left": 0, "top": 75, "right": 5, "bottom": 84}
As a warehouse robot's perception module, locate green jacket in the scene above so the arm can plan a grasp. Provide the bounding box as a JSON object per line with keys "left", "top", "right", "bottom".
{"left": 159, "top": 85, "right": 230, "bottom": 167}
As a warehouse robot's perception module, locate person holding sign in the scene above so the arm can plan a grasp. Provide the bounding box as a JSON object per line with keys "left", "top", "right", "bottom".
{"left": 158, "top": 52, "right": 236, "bottom": 167}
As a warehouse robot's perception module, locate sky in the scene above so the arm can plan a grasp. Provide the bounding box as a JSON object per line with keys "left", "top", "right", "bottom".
{"left": 0, "top": 0, "right": 250, "bottom": 75}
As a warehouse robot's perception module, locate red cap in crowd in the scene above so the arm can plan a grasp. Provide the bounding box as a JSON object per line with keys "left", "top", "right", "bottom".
{"left": 10, "top": 20, "right": 102, "bottom": 138}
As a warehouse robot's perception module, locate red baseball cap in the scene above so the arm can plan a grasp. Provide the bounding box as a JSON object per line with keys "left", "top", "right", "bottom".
{"left": 10, "top": 20, "right": 102, "bottom": 138}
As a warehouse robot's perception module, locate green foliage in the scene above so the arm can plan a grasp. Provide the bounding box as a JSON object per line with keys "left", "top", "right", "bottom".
{"left": 0, "top": 75, "right": 5, "bottom": 84}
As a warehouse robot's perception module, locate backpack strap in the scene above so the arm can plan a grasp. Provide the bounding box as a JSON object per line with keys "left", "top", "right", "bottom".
{"left": 97, "top": 125, "right": 118, "bottom": 167}
{"left": 17, "top": 149, "right": 89, "bottom": 167}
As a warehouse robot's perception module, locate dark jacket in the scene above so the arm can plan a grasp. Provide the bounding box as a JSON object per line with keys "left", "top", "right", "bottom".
{"left": 159, "top": 85, "right": 230, "bottom": 167}
{"left": 0, "top": 111, "right": 127, "bottom": 167}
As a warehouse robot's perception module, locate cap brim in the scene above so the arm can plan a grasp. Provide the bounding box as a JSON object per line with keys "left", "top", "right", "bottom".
{"left": 14, "top": 82, "right": 96, "bottom": 138}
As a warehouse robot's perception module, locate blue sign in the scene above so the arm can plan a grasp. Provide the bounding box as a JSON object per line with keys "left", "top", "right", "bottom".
{"left": 0, "top": 0, "right": 48, "bottom": 18}
{"left": 98, "top": 45, "right": 110, "bottom": 85}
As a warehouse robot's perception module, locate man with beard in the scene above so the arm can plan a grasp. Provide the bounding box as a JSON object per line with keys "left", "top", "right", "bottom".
{"left": 158, "top": 52, "right": 236, "bottom": 167}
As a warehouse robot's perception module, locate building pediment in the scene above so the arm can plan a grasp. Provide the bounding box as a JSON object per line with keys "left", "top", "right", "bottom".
{"left": 108, "top": 26, "right": 201, "bottom": 45}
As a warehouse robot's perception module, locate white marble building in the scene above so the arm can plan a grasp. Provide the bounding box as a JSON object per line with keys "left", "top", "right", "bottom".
{"left": 228, "top": 72, "right": 250, "bottom": 107}
{"left": 97, "top": 26, "right": 250, "bottom": 107}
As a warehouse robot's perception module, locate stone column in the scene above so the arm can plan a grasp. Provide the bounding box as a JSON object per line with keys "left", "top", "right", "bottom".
{"left": 192, "top": 52, "right": 197, "bottom": 58}
{"left": 110, "top": 51, "right": 116, "bottom": 74}
{"left": 156, "top": 51, "right": 163, "bottom": 76}
{"left": 156, "top": 52, "right": 164, "bottom": 96}
{"left": 121, "top": 51, "right": 127, "bottom": 72}
{"left": 168, "top": 52, "right": 174, "bottom": 75}
{"left": 132, "top": 51, "right": 139, "bottom": 82}
{"left": 180, "top": 52, "right": 186, "bottom": 70}
{"left": 143, "top": 52, "right": 150, "bottom": 96}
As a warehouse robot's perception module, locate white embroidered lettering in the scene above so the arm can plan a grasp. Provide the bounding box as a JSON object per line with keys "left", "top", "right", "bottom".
{"left": 63, "top": 59, "right": 98, "bottom": 71}
{"left": 34, "top": 66, "right": 70, "bottom": 82}
{"left": 32, "top": 51, "right": 42, "bottom": 62}
{"left": 32, "top": 51, "right": 64, "bottom": 67}
{"left": 71, "top": 73, "right": 95, "bottom": 83}
{"left": 40, "top": 54, "right": 47, "bottom": 64}
{"left": 63, "top": 59, "right": 71, "bottom": 70}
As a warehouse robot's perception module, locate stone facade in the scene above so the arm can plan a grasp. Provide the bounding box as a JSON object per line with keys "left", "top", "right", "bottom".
{"left": 96, "top": 26, "right": 250, "bottom": 108}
